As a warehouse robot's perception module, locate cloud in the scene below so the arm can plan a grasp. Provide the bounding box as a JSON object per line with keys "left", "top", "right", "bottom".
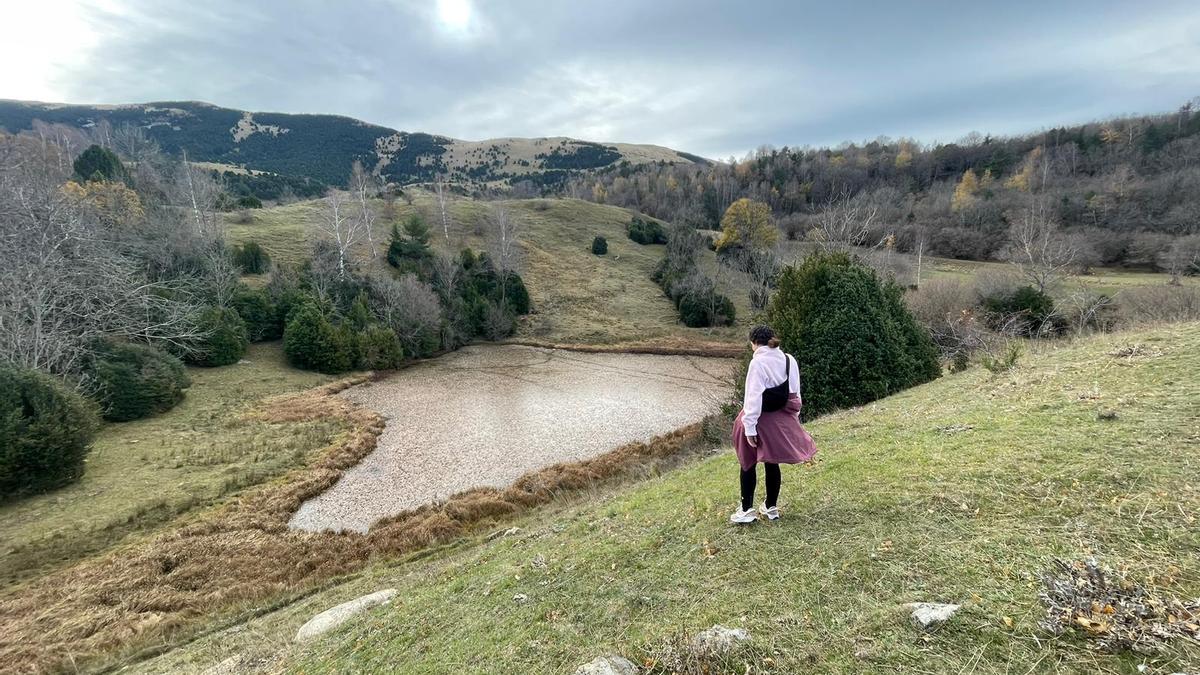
{"left": 4, "top": 0, "right": 1198, "bottom": 158}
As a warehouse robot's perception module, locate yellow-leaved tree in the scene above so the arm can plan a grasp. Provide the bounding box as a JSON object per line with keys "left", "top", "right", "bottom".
{"left": 951, "top": 169, "right": 980, "bottom": 212}
{"left": 61, "top": 179, "right": 145, "bottom": 229}
{"left": 716, "top": 198, "right": 776, "bottom": 251}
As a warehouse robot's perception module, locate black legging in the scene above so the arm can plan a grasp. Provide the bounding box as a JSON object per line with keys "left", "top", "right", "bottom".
{"left": 740, "top": 462, "right": 781, "bottom": 511}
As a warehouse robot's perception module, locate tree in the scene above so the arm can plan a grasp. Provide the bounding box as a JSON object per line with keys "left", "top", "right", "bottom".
{"left": 364, "top": 273, "right": 442, "bottom": 357}
{"left": 768, "top": 252, "right": 940, "bottom": 419}
{"left": 1003, "top": 198, "right": 1079, "bottom": 293}
{"left": 349, "top": 160, "right": 379, "bottom": 259}
{"left": 387, "top": 214, "right": 434, "bottom": 272}
{"left": 811, "top": 191, "right": 880, "bottom": 251}
{"left": 0, "top": 133, "right": 208, "bottom": 377}
{"left": 1158, "top": 234, "right": 1200, "bottom": 285}
{"left": 73, "top": 144, "right": 126, "bottom": 183}
{"left": 314, "top": 190, "right": 367, "bottom": 281}
{"left": 486, "top": 205, "right": 522, "bottom": 273}
{"left": 951, "top": 169, "right": 979, "bottom": 212}
{"left": 592, "top": 235, "right": 608, "bottom": 255}
{"left": 432, "top": 174, "right": 453, "bottom": 243}
{"left": 715, "top": 198, "right": 776, "bottom": 251}
{"left": 283, "top": 301, "right": 356, "bottom": 373}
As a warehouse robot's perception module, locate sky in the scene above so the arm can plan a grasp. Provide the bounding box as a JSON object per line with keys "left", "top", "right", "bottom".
{"left": 1, "top": 0, "right": 1198, "bottom": 158}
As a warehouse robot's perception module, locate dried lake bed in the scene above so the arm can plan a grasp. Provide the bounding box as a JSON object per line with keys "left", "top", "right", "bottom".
{"left": 289, "top": 345, "right": 734, "bottom": 533}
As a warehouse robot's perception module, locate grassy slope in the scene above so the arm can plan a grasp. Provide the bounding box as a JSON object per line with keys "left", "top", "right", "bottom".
{"left": 0, "top": 343, "right": 339, "bottom": 587}
{"left": 143, "top": 324, "right": 1200, "bottom": 674}
{"left": 225, "top": 194, "right": 748, "bottom": 345}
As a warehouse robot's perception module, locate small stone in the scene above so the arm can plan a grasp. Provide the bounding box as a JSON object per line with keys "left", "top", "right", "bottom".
{"left": 513, "top": 593, "right": 529, "bottom": 603}
{"left": 1097, "top": 410, "right": 1119, "bottom": 421}
{"left": 572, "top": 655, "right": 637, "bottom": 675}
{"left": 903, "top": 602, "right": 961, "bottom": 629}
{"left": 295, "top": 589, "right": 397, "bottom": 642}
{"left": 692, "top": 624, "right": 751, "bottom": 653}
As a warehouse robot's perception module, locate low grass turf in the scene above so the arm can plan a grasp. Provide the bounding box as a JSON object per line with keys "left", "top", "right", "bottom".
{"left": 139, "top": 323, "right": 1200, "bottom": 674}
{"left": 0, "top": 343, "right": 340, "bottom": 587}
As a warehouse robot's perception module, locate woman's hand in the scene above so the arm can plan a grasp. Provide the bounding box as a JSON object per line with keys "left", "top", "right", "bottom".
{"left": 746, "top": 435, "right": 758, "bottom": 447}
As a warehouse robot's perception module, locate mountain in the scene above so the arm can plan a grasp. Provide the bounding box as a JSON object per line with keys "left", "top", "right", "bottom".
{"left": 0, "top": 99, "right": 705, "bottom": 186}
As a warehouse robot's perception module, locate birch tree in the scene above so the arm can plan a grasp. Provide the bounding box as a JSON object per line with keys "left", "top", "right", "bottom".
{"left": 349, "top": 160, "right": 378, "bottom": 259}
{"left": 486, "top": 205, "right": 521, "bottom": 273}
{"left": 432, "top": 173, "right": 452, "bottom": 243}
{"left": 314, "top": 190, "right": 367, "bottom": 281}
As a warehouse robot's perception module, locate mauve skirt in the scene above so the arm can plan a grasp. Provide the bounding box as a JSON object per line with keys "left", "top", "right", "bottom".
{"left": 732, "top": 393, "right": 818, "bottom": 471}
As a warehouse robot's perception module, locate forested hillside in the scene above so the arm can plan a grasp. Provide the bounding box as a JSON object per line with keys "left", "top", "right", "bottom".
{"left": 569, "top": 101, "right": 1200, "bottom": 270}
{"left": 0, "top": 100, "right": 699, "bottom": 188}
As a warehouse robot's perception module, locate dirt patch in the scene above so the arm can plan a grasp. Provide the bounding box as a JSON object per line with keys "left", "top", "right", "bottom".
{"left": 0, "top": 377, "right": 714, "bottom": 674}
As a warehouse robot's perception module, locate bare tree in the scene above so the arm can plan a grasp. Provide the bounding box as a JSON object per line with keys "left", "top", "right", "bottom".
{"left": 812, "top": 191, "right": 880, "bottom": 251}
{"left": 365, "top": 273, "right": 442, "bottom": 353}
{"left": 314, "top": 190, "right": 367, "bottom": 281}
{"left": 112, "top": 124, "right": 160, "bottom": 164}
{"left": 1002, "top": 198, "right": 1079, "bottom": 292}
{"left": 349, "top": 160, "right": 378, "bottom": 259}
{"left": 486, "top": 205, "right": 522, "bottom": 273}
{"left": 432, "top": 173, "right": 452, "bottom": 243}
{"left": 1157, "top": 233, "right": 1200, "bottom": 285}
{"left": 0, "top": 133, "right": 206, "bottom": 376}
{"left": 173, "top": 151, "right": 223, "bottom": 238}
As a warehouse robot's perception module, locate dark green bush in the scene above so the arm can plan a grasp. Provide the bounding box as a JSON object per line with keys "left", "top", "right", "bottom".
{"left": 627, "top": 216, "right": 666, "bottom": 245}
{"left": 981, "top": 285, "right": 1064, "bottom": 336}
{"left": 357, "top": 326, "right": 405, "bottom": 370}
{"left": 678, "top": 289, "right": 736, "bottom": 327}
{"left": 235, "top": 195, "right": 263, "bottom": 209}
{"left": 0, "top": 366, "right": 99, "bottom": 500}
{"left": 501, "top": 272, "right": 531, "bottom": 315}
{"left": 233, "top": 242, "right": 271, "bottom": 274}
{"left": 231, "top": 286, "right": 280, "bottom": 342}
{"left": 283, "top": 301, "right": 356, "bottom": 374}
{"left": 187, "top": 306, "right": 249, "bottom": 367}
{"left": 768, "top": 251, "right": 940, "bottom": 419}
{"left": 87, "top": 341, "right": 190, "bottom": 422}
{"left": 592, "top": 236, "right": 608, "bottom": 255}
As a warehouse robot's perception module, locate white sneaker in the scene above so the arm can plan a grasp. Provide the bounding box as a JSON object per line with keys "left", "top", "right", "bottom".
{"left": 729, "top": 508, "right": 758, "bottom": 524}
{"left": 759, "top": 504, "right": 780, "bottom": 521}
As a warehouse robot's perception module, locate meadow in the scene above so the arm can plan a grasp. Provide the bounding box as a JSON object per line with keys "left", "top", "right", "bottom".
{"left": 137, "top": 323, "right": 1200, "bottom": 674}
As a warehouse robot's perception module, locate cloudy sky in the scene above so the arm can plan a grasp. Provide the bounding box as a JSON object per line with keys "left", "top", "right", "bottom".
{"left": 2, "top": 0, "right": 1198, "bottom": 158}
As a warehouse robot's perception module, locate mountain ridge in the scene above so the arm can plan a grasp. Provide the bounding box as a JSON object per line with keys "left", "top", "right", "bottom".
{"left": 0, "top": 99, "right": 705, "bottom": 186}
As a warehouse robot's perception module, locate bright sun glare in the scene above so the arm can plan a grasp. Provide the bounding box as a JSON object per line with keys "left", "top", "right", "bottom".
{"left": 435, "top": 0, "right": 472, "bottom": 32}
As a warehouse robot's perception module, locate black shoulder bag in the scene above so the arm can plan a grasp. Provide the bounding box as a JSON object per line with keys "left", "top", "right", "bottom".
{"left": 761, "top": 354, "right": 791, "bottom": 413}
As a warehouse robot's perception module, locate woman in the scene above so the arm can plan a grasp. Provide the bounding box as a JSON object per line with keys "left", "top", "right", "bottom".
{"left": 730, "top": 325, "right": 818, "bottom": 523}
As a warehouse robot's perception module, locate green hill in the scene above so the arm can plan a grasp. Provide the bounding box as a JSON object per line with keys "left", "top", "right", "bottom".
{"left": 226, "top": 193, "right": 750, "bottom": 347}
{"left": 0, "top": 99, "right": 701, "bottom": 186}
{"left": 140, "top": 323, "right": 1200, "bottom": 674}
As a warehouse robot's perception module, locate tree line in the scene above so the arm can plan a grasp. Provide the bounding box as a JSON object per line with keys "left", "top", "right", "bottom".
{"left": 565, "top": 98, "right": 1200, "bottom": 272}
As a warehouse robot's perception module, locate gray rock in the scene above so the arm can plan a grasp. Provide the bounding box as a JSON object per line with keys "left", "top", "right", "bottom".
{"left": 903, "top": 602, "right": 961, "bottom": 629}
{"left": 692, "top": 624, "right": 751, "bottom": 653}
{"left": 295, "top": 589, "right": 397, "bottom": 642}
{"left": 572, "top": 655, "right": 638, "bottom": 675}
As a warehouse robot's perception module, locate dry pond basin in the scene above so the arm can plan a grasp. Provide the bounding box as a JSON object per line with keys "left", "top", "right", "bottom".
{"left": 289, "top": 345, "right": 733, "bottom": 533}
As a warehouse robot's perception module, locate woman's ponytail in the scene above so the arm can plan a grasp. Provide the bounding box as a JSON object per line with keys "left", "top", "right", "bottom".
{"left": 767, "top": 337, "right": 780, "bottom": 348}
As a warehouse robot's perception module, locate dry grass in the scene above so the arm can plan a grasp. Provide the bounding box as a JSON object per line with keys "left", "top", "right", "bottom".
{"left": 0, "top": 374, "right": 713, "bottom": 674}
{"left": 0, "top": 343, "right": 337, "bottom": 587}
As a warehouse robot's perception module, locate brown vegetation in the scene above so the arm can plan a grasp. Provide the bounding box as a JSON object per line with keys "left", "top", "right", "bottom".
{"left": 0, "top": 378, "right": 711, "bottom": 674}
